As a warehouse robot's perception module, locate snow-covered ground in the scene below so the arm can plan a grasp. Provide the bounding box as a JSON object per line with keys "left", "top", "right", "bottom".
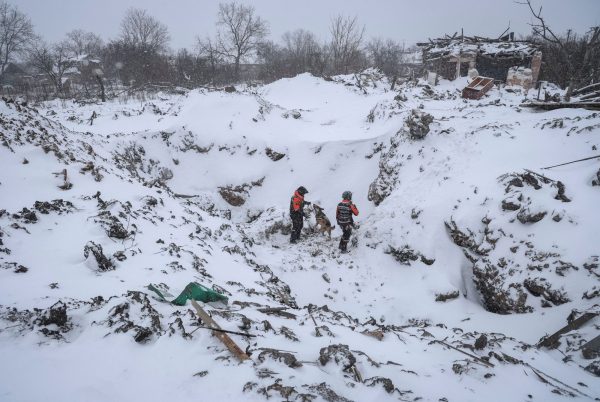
{"left": 1, "top": 70, "right": 599, "bottom": 402}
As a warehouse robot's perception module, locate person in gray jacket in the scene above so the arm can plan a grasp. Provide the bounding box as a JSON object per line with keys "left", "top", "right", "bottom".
{"left": 335, "top": 191, "right": 359, "bottom": 253}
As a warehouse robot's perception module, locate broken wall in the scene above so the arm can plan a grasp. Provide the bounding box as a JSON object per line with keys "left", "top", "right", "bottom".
{"left": 425, "top": 58, "right": 472, "bottom": 81}
{"left": 507, "top": 67, "right": 534, "bottom": 90}
{"left": 476, "top": 54, "right": 532, "bottom": 81}
{"left": 531, "top": 51, "right": 542, "bottom": 83}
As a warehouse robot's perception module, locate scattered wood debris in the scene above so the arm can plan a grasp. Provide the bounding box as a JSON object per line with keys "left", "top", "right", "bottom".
{"left": 541, "top": 154, "right": 600, "bottom": 170}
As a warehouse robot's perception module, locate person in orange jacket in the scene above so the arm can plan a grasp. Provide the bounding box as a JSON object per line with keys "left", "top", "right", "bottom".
{"left": 336, "top": 191, "right": 359, "bottom": 253}
{"left": 289, "top": 186, "right": 309, "bottom": 243}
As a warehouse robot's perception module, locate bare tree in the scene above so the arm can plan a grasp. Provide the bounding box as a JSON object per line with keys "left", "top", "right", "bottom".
{"left": 174, "top": 48, "right": 193, "bottom": 85}
{"left": 216, "top": 2, "right": 268, "bottom": 81}
{"left": 197, "top": 36, "right": 225, "bottom": 83}
{"left": 520, "top": 0, "right": 600, "bottom": 100}
{"left": 256, "top": 40, "right": 286, "bottom": 82}
{"left": 28, "top": 40, "right": 77, "bottom": 96}
{"left": 63, "top": 30, "right": 106, "bottom": 101}
{"left": 282, "top": 29, "right": 323, "bottom": 76}
{"left": 329, "top": 15, "right": 365, "bottom": 74}
{"left": 367, "top": 38, "right": 404, "bottom": 88}
{"left": 113, "top": 9, "right": 171, "bottom": 85}
{"left": 65, "top": 29, "right": 103, "bottom": 58}
{"left": 120, "top": 8, "right": 170, "bottom": 53}
{"left": 0, "top": 2, "right": 35, "bottom": 78}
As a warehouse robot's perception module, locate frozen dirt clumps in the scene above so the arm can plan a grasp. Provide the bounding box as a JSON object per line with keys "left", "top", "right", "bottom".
{"left": 368, "top": 109, "right": 435, "bottom": 205}
{"left": 445, "top": 169, "right": 592, "bottom": 314}
{"left": 405, "top": 109, "right": 434, "bottom": 140}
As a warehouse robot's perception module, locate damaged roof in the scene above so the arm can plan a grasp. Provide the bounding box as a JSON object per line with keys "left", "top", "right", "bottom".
{"left": 418, "top": 34, "right": 539, "bottom": 59}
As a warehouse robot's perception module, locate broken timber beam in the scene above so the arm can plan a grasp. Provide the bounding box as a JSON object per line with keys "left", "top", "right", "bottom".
{"left": 501, "top": 352, "right": 592, "bottom": 398}
{"left": 189, "top": 325, "right": 256, "bottom": 338}
{"left": 572, "top": 82, "right": 600, "bottom": 96}
{"left": 540, "top": 154, "right": 600, "bottom": 170}
{"left": 537, "top": 312, "right": 598, "bottom": 349}
{"left": 257, "top": 306, "right": 297, "bottom": 319}
{"left": 580, "top": 90, "right": 600, "bottom": 101}
{"left": 433, "top": 340, "right": 495, "bottom": 368}
{"left": 257, "top": 306, "right": 290, "bottom": 312}
{"left": 173, "top": 193, "right": 199, "bottom": 199}
{"left": 190, "top": 299, "right": 250, "bottom": 362}
{"left": 520, "top": 101, "right": 600, "bottom": 111}
{"left": 581, "top": 334, "right": 600, "bottom": 359}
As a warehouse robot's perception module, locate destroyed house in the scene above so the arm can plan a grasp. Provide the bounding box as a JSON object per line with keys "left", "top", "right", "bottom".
{"left": 418, "top": 34, "right": 542, "bottom": 86}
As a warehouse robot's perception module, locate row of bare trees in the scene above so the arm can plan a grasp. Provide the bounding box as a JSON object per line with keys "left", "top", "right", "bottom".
{"left": 0, "top": 1, "right": 415, "bottom": 100}
{"left": 0, "top": 2, "right": 34, "bottom": 76}
{"left": 519, "top": 0, "right": 600, "bottom": 100}
{"left": 198, "top": 9, "right": 382, "bottom": 82}
{"left": 0, "top": 0, "right": 597, "bottom": 101}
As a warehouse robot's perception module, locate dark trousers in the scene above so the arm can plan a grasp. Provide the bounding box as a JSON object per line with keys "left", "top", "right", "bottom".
{"left": 290, "top": 212, "right": 303, "bottom": 242}
{"left": 339, "top": 224, "right": 352, "bottom": 251}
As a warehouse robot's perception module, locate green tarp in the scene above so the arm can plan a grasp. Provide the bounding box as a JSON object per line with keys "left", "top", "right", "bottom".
{"left": 147, "top": 282, "right": 228, "bottom": 306}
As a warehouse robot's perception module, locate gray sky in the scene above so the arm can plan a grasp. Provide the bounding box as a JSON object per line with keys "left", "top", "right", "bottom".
{"left": 15, "top": 0, "right": 600, "bottom": 50}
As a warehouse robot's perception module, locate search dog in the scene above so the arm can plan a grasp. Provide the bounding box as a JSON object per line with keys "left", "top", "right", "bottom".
{"left": 313, "top": 204, "right": 335, "bottom": 239}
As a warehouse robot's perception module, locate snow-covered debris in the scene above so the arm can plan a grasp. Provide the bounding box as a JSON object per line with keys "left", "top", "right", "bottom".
{"left": 367, "top": 108, "right": 435, "bottom": 205}
{"left": 0, "top": 72, "right": 599, "bottom": 401}
{"left": 419, "top": 36, "right": 538, "bottom": 59}
{"left": 405, "top": 109, "right": 435, "bottom": 139}
{"left": 445, "top": 168, "right": 593, "bottom": 314}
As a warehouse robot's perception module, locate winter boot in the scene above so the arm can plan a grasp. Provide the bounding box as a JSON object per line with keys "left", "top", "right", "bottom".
{"left": 339, "top": 239, "right": 348, "bottom": 253}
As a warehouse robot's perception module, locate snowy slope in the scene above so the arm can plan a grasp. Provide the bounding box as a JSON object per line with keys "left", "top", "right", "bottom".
{"left": 0, "top": 71, "right": 599, "bottom": 402}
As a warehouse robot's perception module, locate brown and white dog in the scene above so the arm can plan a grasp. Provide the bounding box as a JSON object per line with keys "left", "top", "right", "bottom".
{"left": 313, "top": 204, "right": 335, "bottom": 238}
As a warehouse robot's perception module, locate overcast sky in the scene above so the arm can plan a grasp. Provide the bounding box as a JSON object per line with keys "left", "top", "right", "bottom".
{"left": 15, "top": 0, "right": 600, "bottom": 50}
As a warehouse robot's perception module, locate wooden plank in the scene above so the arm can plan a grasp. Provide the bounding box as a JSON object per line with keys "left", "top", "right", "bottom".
{"left": 580, "top": 90, "right": 600, "bottom": 100}
{"left": 462, "top": 76, "right": 494, "bottom": 100}
{"left": 501, "top": 353, "right": 593, "bottom": 398}
{"left": 351, "top": 365, "right": 363, "bottom": 383}
{"left": 469, "top": 77, "right": 483, "bottom": 88}
{"left": 190, "top": 299, "right": 250, "bottom": 362}
{"left": 258, "top": 306, "right": 297, "bottom": 319}
{"left": 257, "top": 306, "right": 290, "bottom": 313}
{"left": 582, "top": 334, "right": 600, "bottom": 359}
{"left": 520, "top": 102, "right": 600, "bottom": 111}
{"left": 482, "top": 79, "right": 494, "bottom": 93}
{"left": 190, "top": 325, "right": 257, "bottom": 338}
{"left": 541, "top": 155, "right": 600, "bottom": 170}
{"left": 433, "top": 340, "right": 495, "bottom": 368}
{"left": 537, "top": 312, "right": 598, "bottom": 349}
{"left": 572, "top": 82, "right": 600, "bottom": 96}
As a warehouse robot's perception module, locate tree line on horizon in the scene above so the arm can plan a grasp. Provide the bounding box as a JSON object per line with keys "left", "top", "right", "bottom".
{"left": 0, "top": 1, "right": 597, "bottom": 101}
